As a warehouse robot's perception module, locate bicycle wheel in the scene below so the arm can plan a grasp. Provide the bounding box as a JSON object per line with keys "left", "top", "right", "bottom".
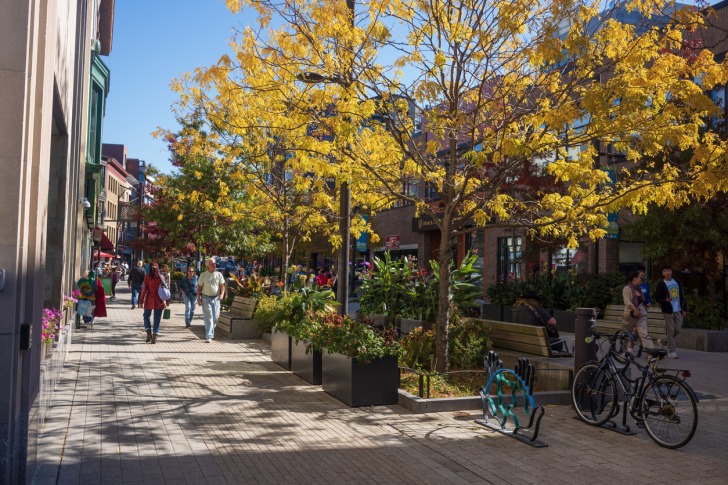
{"left": 640, "top": 375, "right": 698, "bottom": 449}
{"left": 572, "top": 363, "right": 617, "bottom": 426}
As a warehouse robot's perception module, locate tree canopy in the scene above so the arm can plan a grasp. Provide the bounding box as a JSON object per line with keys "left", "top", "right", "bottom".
{"left": 168, "top": 0, "right": 728, "bottom": 370}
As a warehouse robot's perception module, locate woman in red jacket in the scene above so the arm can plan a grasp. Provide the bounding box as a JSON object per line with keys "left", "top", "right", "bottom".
{"left": 139, "top": 263, "right": 168, "bottom": 344}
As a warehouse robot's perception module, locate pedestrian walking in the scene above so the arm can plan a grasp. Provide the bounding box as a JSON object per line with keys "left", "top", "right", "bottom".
{"left": 179, "top": 266, "right": 198, "bottom": 328}
{"left": 110, "top": 266, "right": 121, "bottom": 300}
{"left": 621, "top": 271, "right": 653, "bottom": 350}
{"left": 77, "top": 270, "right": 97, "bottom": 328}
{"left": 128, "top": 261, "right": 146, "bottom": 309}
{"left": 139, "top": 263, "right": 168, "bottom": 344}
{"left": 197, "top": 258, "right": 226, "bottom": 343}
{"left": 654, "top": 265, "right": 687, "bottom": 359}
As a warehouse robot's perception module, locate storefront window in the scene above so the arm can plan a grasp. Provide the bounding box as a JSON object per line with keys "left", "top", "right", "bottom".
{"left": 497, "top": 236, "right": 521, "bottom": 281}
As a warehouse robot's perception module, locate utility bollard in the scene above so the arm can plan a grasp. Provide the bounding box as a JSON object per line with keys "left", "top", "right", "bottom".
{"left": 574, "top": 307, "right": 597, "bottom": 372}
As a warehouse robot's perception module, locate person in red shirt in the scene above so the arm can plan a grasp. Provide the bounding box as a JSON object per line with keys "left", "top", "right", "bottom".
{"left": 139, "top": 263, "right": 168, "bottom": 344}
{"left": 315, "top": 268, "right": 329, "bottom": 287}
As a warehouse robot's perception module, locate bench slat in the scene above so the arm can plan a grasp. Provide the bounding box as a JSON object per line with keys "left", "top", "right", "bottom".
{"left": 464, "top": 318, "right": 564, "bottom": 357}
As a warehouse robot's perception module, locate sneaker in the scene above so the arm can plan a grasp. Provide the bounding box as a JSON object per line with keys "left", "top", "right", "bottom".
{"left": 205, "top": 339, "right": 210, "bottom": 343}
{"left": 185, "top": 324, "right": 190, "bottom": 328}
{"left": 131, "top": 305, "right": 135, "bottom": 309}
{"left": 668, "top": 352, "right": 679, "bottom": 359}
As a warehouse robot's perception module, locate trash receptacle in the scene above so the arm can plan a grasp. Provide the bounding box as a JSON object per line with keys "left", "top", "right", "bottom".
{"left": 574, "top": 307, "right": 598, "bottom": 372}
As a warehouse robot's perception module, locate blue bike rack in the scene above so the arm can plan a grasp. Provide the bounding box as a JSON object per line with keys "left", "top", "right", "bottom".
{"left": 476, "top": 351, "right": 547, "bottom": 447}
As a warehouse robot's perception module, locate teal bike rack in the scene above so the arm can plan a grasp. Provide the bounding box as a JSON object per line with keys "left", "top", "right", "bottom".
{"left": 476, "top": 351, "right": 547, "bottom": 447}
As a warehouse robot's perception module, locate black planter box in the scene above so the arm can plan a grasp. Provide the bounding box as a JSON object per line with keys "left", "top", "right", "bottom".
{"left": 321, "top": 351, "right": 399, "bottom": 407}
{"left": 271, "top": 329, "right": 291, "bottom": 370}
{"left": 290, "top": 338, "right": 322, "bottom": 384}
{"left": 480, "top": 303, "right": 504, "bottom": 321}
{"left": 553, "top": 310, "right": 576, "bottom": 334}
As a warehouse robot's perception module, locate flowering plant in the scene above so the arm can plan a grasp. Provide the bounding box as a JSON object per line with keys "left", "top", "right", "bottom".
{"left": 303, "top": 313, "right": 402, "bottom": 364}
{"left": 41, "top": 307, "right": 63, "bottom": 345}
{"left": 71, "top": 289, "right": 80, "bottom": 300}
{"left": 63, "top": 294, "right": 77, "bottom": 309}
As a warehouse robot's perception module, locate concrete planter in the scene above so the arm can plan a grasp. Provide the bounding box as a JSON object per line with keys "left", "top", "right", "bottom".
{"left": 398, "top": 318, "right": 433, "bottom": 334}
{"left": 271, "top": 329, "right": 291, "bottom": 370}
{"left": 321, "top": 351, "right": 399, "bottom": 407}
{"left": 290, "top": 338, "right": 322, "bottom": 385}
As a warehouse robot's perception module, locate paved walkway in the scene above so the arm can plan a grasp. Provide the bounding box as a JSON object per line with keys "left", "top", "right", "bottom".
{"left": 35, "top": 286, "right": 728, "bottom": 484}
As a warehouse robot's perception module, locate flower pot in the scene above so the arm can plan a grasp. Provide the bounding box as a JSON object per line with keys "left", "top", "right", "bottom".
{"left": 321, "top": 351, "right": 399, "bottom": 407}
{"left": 290, "top": 338, "right": 322, "bottom": 385}
{"left": 271, "top": 329, "right": 291, "bottom": 370}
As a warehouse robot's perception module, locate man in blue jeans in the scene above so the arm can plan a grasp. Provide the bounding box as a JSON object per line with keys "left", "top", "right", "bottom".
{"left": 127, "top": 261, "right": 146, "bottom": 309}
{"left": 197, "top": 258, "right": 226, "bottom": 343}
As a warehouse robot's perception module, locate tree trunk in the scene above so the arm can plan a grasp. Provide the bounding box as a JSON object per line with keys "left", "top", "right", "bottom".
{"left": 435, "top": 221, "right": 453, "bottom": 373}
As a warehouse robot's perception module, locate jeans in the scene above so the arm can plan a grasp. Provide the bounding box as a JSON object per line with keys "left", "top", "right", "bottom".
{"left": 183, "top": 294, "right": 196, "bottom": 325}
{"left": 143, "top": 309, "right": 163, "bottom": 334}
{"left": 131, "top": 285, "right": 142, "bottom": 305}
{"left": 201, "top": 295, "right": 220, "bottom": 340}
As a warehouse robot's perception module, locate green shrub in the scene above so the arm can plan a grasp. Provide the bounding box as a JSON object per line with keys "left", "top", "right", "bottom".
{"left": 359, "top": 251, "right": 482, "bottom": 321}
{"left": 683, "top": 293, "right": 725, "bottom": 330}
{"left": 253, "top": 294, "right": 279, "bottom": 334}
{"left": 486, "top": 271, "right": 625, "bottom": 315}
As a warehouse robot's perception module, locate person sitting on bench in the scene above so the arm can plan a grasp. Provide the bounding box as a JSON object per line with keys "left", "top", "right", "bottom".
{"left": 512, "top": 290, "right": 567, "bottom": 353}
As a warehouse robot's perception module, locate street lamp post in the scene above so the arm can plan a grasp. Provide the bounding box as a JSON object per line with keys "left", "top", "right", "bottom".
{"left": 296, "top": 1, "right": 355, "bottom": 316}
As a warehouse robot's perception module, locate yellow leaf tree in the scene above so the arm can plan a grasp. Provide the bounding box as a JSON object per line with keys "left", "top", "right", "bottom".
{"left": 196, "top": 0, "right": 728, "bottom": 371}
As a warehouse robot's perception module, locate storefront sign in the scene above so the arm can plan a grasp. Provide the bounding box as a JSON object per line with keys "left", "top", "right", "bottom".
{"left": 385, "top": 235, "right": 400, "bottom": 249}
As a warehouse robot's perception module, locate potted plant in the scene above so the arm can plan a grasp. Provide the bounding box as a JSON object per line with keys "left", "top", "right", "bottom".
{"left": 41, "top": 307, "right": 62, "bottom": 358}
{"left": 270, "top": 288, "right": 336, "bottom": 376}
{"left": 306, "top": 313, "right": 402, "bottom": 407}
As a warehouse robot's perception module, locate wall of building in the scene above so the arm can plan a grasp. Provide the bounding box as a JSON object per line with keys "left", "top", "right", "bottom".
{"left": 0, "top": 1, "right": 92, "bottom": 482}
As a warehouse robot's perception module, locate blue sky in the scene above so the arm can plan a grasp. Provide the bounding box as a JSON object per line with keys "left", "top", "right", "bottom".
{"left": 103, "top": 0, "right": 255, "bottom": 175}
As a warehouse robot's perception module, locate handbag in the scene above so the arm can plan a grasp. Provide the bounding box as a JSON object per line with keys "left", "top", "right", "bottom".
{"left": 163, "top": 308, "right": 171, "bottom": 320}
{"left": 158, "top": 279, "right": 171, "bottom": 301}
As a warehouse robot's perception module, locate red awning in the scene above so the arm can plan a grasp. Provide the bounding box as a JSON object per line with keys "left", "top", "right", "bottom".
{"left": 95, "top": 226, "right": 115, "bottom": 251}
{"left": 98, "top": 251, "right": 116, "bottom": 259}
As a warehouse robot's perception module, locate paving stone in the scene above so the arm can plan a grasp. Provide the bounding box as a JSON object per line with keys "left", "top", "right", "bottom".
{"left": 33, "top": 286, "right": 728, "bottom": 485}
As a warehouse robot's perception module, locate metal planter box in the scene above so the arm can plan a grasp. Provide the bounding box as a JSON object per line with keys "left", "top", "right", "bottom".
{"left": 321, "top": 351, "right": 399, "bottom": 407}
{"left": 271, "top": 329, "right": 291, "bottom": 370}
{"left": 290, "top": 338, "right": 322, "bottom": 384}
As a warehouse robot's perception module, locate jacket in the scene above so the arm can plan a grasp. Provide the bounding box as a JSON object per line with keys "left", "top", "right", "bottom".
{"left": 653, "top": 279, "right": 686, "bottom": 314}
{"left": 128, "top": 267, "right": 146, "bottom": 287}
{"left": 179, "top": 275, "right": 198, "bottom": 299}
{"left": 139, "top": 276, "right": 166, "bottom": 310}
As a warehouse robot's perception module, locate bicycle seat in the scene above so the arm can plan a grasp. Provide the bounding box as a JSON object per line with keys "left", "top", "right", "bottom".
{"left": 643, "top": 348, "right": 667, "bottom": 358}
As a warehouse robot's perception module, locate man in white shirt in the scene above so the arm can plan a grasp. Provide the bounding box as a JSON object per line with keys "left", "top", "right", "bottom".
{"left": 197, "top": 258, "right": 226, "bottom": 343}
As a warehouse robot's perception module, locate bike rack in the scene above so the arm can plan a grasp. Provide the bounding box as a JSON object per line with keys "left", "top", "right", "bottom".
{"left": 476, "top": 351, "right": 547, "bottom": 447}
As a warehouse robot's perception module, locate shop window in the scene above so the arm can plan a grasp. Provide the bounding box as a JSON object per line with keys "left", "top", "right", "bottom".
{"left": 497, "top": 236, "right": 521, "bottom": 281}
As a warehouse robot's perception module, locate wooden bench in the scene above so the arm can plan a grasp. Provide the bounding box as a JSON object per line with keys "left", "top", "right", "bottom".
{"left": 597, "top": 304, "right": 667, "bottom": 343}
{"left": 464, "top": 317, "right": 572, "bottom": 358}
{"left": 217, "top": 296, "right": 262, "bottom": 339}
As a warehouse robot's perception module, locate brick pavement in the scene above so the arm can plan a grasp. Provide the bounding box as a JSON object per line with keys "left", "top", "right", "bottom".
{"left": 34, "top": 286, "right": 728, "bottom": 484}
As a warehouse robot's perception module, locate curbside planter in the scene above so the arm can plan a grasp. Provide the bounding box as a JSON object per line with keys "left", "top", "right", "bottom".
{"left": 552, "top": 310, "right": 576, "bottom": 334}
{"left": 321, "top": 351, "right": 399, "bottom": 407}
{"left": 271, "top": 329, "right": 291, "bottom": 370}
{"left": 399, "top": 318, "right": 429, "bottom": 335}
{"left": 290, "top": 338, "right": 322, "bottom": 385}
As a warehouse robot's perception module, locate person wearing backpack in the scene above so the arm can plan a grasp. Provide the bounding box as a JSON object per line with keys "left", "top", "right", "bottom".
{"left": 139, "top": 263, "right": 168, "bottom": 344}
{"left": 654, "top": 265, "right": 687, "bottom": 359}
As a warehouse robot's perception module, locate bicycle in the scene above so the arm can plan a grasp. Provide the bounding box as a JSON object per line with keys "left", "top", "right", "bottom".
{"left": 571, "top": 330, "right": 699, "bottom": 449}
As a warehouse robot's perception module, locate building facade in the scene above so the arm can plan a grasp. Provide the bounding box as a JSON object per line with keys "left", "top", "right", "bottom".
{"left": 0, "top": 1, "right": 114, "bottom": 482}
